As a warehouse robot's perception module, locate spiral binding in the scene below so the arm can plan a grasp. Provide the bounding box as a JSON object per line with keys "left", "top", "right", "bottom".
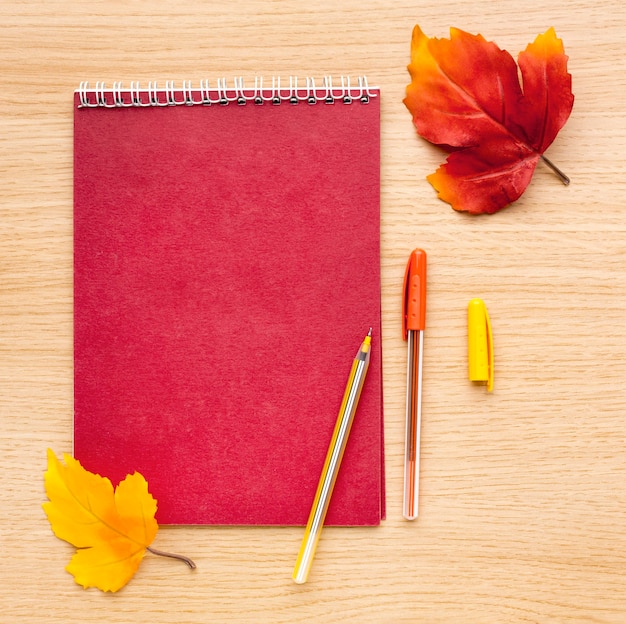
{"left": 77, "top": 76, "right": 377, "bottom": 109}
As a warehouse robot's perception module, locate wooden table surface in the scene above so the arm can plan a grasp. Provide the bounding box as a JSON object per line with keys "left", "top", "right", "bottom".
{"left": 2, "top": 1, "right": 625, "bottom": 622}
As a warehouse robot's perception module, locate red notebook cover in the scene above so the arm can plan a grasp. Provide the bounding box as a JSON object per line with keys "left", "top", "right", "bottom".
{"left": 73, "top": 79, "right": 383, "bottom": 525}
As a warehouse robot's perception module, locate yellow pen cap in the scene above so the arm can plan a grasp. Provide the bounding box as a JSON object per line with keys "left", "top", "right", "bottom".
{"left": 468, "top": 298, "right": 494, "bottom": 392}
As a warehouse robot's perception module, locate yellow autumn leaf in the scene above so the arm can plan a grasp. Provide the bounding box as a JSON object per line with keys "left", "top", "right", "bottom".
{"left": 43, "top": 448, "right": 159, "bottom": 592}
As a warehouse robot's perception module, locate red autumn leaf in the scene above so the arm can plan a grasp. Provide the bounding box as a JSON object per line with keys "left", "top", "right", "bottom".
{"left": 404, "top": 26, "right": 574, "bottom": 214}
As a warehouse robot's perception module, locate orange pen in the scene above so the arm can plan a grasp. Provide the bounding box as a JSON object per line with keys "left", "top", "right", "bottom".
{"left": 402, "top": 249, "right": 427, "bottom": 520}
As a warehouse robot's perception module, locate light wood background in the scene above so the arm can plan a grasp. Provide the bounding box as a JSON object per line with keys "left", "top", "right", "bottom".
{"left": 2, "top": 1, "right": 625, "bottom": 622}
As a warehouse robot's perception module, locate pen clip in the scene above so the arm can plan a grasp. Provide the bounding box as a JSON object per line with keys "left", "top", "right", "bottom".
{"left": 402, "top": 248, "right": 427, "bottom": 340}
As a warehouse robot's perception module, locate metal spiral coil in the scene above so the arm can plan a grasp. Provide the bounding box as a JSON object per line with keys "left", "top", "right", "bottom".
{"left": 77, "top": 76, "right": 377, "bottom": 108}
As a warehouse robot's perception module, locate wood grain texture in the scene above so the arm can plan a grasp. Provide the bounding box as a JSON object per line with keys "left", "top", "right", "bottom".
{"left": 1, "top": 1, "right": 625, "bottom": 622}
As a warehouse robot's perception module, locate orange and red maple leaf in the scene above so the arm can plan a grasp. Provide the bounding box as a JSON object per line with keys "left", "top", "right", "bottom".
{"left": 404, "top": 26, "right": 574, "bottom": 214}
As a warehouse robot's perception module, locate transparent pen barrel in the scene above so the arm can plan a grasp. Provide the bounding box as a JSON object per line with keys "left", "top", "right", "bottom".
{"left": 293, "top": 343, "right": 371, "bottom": 584}
{"left": 403, "top": 329, "right": 423, "bottom": 520}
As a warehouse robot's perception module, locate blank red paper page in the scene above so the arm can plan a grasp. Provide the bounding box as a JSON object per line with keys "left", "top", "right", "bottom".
{"left": 73, "top": 82, "right": 383, "bottom": 525}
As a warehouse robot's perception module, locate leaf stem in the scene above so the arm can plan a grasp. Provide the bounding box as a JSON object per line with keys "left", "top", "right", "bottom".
{"left": 147, "top": 546, "right": 197, "bottom": 569}
{"left": 540, "top": 155, "right": 570, "bottom": 186}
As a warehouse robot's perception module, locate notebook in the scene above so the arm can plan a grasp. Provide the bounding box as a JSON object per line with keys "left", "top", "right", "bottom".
{"left": 73, "top": 77, "right": 383, "bottom": 525}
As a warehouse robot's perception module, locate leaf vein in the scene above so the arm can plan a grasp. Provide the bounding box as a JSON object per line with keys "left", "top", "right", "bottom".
{"left": 435, "top": 62, "right": 535, "bottom": 154}
{"left": 462, "top": 158, "right": 536, "bottom": 183}
{"left": 62, "top": 476, "right": 149, "bottom": 549}
{"left": 76, "top": 545, "right": 147, "bottom": 570}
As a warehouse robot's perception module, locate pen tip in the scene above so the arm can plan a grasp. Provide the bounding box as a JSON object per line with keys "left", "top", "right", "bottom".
{"left": 367, "top": 327, "right": 372, "bottom": 337}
